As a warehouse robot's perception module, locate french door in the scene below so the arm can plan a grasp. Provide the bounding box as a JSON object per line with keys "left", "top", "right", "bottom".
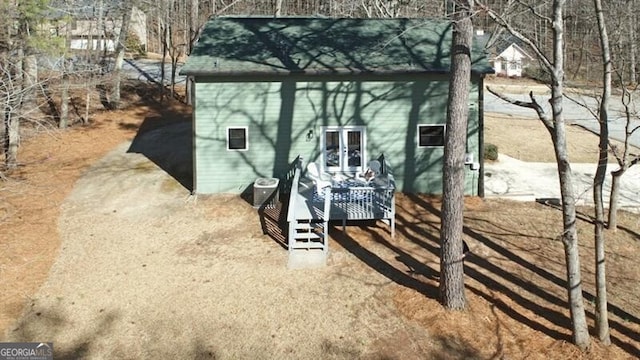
{"left": 322, "top": 126, "right": 366, "bottom": 173}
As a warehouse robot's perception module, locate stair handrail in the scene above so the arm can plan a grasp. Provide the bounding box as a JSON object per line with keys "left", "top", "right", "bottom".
{"left": 322, "top": 186, "right": 331, "bottom": 253}
{"left": 286, "top": 156, "right": 303, "bottom": 225}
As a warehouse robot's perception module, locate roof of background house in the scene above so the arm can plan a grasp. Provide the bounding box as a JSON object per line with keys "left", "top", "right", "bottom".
{"left": 496, "top": 42, "right": 532, "bottom": 60}
{"left": 491, "top": 34, "right": 532, "bottom": 58}
{"left": 47, "top": 0, "right": 127, "bottom": 19}
{"left": 181, "top": 17, "right": 494, "bottom": 77}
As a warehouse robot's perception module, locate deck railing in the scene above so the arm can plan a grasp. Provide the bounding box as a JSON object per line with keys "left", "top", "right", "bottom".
{"left": 286, "top": 153, "right": 396, "bottom": 249}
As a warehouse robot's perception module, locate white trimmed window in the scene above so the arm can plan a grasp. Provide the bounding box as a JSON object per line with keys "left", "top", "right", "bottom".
{"left": 227, "top": 127, "right": 248, "bottom": 151}
{"left": 417, "top": 124, "right": 445, "bottom": 147}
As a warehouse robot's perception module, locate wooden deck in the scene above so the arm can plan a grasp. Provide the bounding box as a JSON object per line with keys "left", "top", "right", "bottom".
{"left": 283, "top": 156, "right": 396, "bottom": 262}
{"left": 292, "top": 176, "right": 396, "bottom": 235}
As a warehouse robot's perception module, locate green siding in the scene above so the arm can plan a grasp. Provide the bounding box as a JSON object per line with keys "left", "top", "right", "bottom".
{"left": 194, "top": 77, "right": 482, "bottom": 195}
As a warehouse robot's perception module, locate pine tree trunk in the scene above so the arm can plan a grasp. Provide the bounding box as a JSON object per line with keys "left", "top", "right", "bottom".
{"left": 439, "top": 1, "right": 473, "bottom": 311}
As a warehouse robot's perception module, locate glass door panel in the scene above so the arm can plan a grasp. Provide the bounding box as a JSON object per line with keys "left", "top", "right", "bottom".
{"left": 323, "top": 127, "right": 365, "bottom": 173}
{"left": 346, "top": 130, "right": 362, "bottom": 169}
{"left": 325, "top": 130, "right": 340, "bottom": 169}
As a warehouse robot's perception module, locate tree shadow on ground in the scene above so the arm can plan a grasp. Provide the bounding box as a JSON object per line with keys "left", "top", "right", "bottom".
{"left": 327, "top": 192, "right": 639, "bottom": 357}
{"left": 329, "top": 221, "right": 439, "bottom": 300}
{"left": 126, "top": 114, "right": 193, "bottom": 191}
{"left": 8, "top": 303, "right": 218, "bottom": 359}
{"left": 404, "top": 194, "right": 640, "bottom": 357}
{"left": 8, "top": 305, "right": 119, "bottom": 359}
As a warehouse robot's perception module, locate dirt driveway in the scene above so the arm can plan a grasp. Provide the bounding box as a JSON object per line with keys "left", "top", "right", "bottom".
{"left": 4, "top": 141, "right": 435, "bottom": 359}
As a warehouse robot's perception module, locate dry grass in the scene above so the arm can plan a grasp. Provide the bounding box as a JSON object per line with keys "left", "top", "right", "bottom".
{"left": 484, "top": 113, "right": 637, "bottom": 164}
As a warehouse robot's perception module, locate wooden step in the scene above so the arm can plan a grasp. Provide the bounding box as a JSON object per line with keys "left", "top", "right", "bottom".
{"left": 294, "top": 222, "right": 316, "bottom": 230}
{"left": 293, "top": 231, "right": 323, "bottom": 240}
{"left": 290, "top": 241, "right": 327, "bottom": 250}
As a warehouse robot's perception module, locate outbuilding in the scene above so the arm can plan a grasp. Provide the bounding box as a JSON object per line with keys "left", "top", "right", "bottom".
{"left": 180, "top": 16, "right": 493, "bottom": 195}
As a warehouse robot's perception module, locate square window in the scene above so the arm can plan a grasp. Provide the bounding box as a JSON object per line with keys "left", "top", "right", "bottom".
{"left": 227, "top": 127, "right": 248, "bottom": 151}
{"left": 417, "top": 124, "right": 445, "bottom": 147}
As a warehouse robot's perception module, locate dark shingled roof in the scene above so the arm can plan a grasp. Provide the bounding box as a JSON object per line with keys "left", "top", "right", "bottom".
{"left": 180, "top": 17, "right": 493, "bottom": 77}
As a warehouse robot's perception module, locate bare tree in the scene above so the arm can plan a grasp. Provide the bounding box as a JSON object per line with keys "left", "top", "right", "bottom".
{"left": 478, "top": 0, "right": 591, "bottom": 350}
{"left": 439, "top": 0, "right": 474, "bottom": 310}
{"left": 1, "top": 0, "right": 49, "bottom": 171}
{"left": 110, "top": 2, "right": 134, "bottom": 109}
{"left": 592, "top": 0, "right": 611, "bottom": 344}
{"left": 607, "top": 79, "right": 640, "bottom": 230}
{"left": 1, "top": 60, "right": 22, "bottom": 170}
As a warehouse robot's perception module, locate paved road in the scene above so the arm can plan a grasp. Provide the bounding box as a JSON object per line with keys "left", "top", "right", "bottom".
{"left": 485, "top": 90, "right": 640, "bottom": 149}
{"left": 123, "top": 58, "right": 186, "bottom": 85}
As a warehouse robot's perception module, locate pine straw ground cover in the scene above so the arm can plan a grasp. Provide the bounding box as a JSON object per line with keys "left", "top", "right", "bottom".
{"left": 0, "top": 80, "right": 639, "bottom": 358}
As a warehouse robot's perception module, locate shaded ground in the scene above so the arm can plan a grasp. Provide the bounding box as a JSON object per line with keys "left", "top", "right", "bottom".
{"left": 1, "top": 80, "right": 639, "bottom": 359}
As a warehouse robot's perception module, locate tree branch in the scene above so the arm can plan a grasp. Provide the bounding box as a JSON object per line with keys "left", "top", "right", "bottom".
{"left": 486, "top": 86, "right": 554, "bottom": 133}
{"left": 515, "top": 0, "right": 553, "bottom": 23}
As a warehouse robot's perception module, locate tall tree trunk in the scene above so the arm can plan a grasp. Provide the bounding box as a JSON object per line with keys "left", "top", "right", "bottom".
{"left": 110, "top": 3, "right": 134, "bottom": 110}
{"left": 21, "top": 54, "right": 37, "bottom": 113}
{"left": 84, "top": 91, "right": 90, "bottom": 125}
{"left": 275, "top": 0, "right": 283, "bottom": 16}
{"left": 608, "top": 171, "right": 622, "bottom": 229}
{"left": 4, "top": 106, "right": 18, "bottom": 169}
{"left": 170, "top": 45, "right": 179, "bottom": 99}
{"left": 60, "top": 16, "right": 72, "bottom": 129}
{"left": 592, "top": 0, "right": 611, "bottom": 344}
{"left": 60, "top": 71, "right": 69, "bottom": 128}
{"left": 550, "top": 0, "right": 590, "bottom": 350}
{"left": 629, "top": 4, "right": 637, "bottom": 85}
{"left": 5, "top": 39, "right": 24, "bottom": 170}
{"left": 186, "top": 0, "right": 199, "bottom": 105}
{"left": 95, "top": 0, "right": 104, "bottom": 63}
{"left": 160, "top": 16, "right": 168, "bottom": 101}
{"left": 3, "top": 106, "right": 10, "bottom": 168}
{"left": 439, "top": 0, "right": 473, "bottom": 311}
{"left": 19, "top": 16, "right": 37, "bottom": 117}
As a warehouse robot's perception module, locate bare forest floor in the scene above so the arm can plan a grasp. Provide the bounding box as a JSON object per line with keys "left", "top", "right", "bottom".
{"left": 0, "top": 79, "right": 639, "bottom": 359}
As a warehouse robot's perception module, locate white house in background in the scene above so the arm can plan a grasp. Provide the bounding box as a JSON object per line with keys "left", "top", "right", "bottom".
{"left": 67, "top": 7, "right": 147, "bottom": 52}
{"left": 47, "top": 1, "right": 147, "bottom": 53}
{"left": 493, "top": 43, "right": 532, "bottom": 77}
